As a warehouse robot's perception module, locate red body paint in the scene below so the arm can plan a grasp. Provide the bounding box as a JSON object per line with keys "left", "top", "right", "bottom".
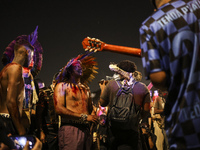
{"left": 72, "top": 85, "right": 79, "bottom": 95}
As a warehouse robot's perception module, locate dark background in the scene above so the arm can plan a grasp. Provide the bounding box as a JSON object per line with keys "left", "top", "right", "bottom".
{"left": 0, "top": 0, "right": 154, "bottom": 92}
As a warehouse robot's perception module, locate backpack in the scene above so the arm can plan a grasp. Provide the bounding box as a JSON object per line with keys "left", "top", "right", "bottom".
{"left": 108, "top": 80, "right": 140, "bottom": 131}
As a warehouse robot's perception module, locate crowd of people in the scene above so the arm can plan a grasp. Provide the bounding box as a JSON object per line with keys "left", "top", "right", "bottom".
{"left": 1, "top": 0, "right": 200, "bottom": 149}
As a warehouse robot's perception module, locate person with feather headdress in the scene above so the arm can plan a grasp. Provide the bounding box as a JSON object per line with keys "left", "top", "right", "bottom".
{"left": 0, "top": 27, "right": 44, "bottom": 150}
{"left": 0, "top": 38, "right": 34, "bottom": 137}
{"left": 54, "top": 54, "right": 99, "bottom": 150}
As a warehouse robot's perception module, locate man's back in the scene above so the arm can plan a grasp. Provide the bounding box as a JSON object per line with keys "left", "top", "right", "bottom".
{"left": 101, "top": 80, "right": 150, "bottom": 108}
{"left": 100, "top": 79, "right": 150, "bottom": 150}
{"left": 140, "top": 0, "right": 200, "bottom": 148}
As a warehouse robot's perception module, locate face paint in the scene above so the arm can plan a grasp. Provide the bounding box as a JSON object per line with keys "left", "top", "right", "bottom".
{"left": 72, "top": 61, "right": 83, "bottom": 76}
{"left": 27, "top": 48, "right": 34, "bottom": 68}
{"left": 23, "top": 45, "right": 34, "bottom": 68}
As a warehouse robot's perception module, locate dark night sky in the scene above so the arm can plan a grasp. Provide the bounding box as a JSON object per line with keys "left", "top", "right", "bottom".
{"left": 0, "top": 0, "right": 154, "bottom": 92}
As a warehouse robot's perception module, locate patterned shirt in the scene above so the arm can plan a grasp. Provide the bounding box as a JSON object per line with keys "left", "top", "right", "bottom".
{"left": 140, "top": 0, "right": 200, "bottom": 149}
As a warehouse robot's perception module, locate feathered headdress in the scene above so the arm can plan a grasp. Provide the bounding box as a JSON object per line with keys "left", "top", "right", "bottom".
{"left": 56, "top": 52, "right": 98, "bottom": 85}
{"left": 1, "top": 26, "right": 43, "bottom": 77}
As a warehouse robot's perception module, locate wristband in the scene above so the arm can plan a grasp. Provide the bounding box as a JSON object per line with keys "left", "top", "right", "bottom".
{"left": 80, "top": 114, "right": 88, "bottom": 122}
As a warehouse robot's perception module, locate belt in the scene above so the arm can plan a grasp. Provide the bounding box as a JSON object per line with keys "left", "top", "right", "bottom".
{"left": 61, "top": 120, "right": 90, "bottom": 129}
{"left": 61, "top": 119, "right": 90, "bottom": 125}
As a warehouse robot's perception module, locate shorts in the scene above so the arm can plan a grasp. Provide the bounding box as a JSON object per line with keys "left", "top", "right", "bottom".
{"left": 0, "top": 113, "right": 18, "bottom": 135}
{"left": 58, "top": 124, "right": 92, "bottom": 150}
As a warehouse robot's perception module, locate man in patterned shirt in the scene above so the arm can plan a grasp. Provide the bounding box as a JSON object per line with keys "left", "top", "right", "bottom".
{"left": 140, "top": 0, "right": 200, "bottom": 149}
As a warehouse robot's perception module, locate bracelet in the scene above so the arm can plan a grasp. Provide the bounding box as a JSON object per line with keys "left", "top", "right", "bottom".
{"left": 80, "top": 114, "right": 88, "bottom": 122}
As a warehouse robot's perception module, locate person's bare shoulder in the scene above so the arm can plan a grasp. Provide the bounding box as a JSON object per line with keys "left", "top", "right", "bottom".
{"left": 55, "top": 82, "right": 67, "bottom": 89}
{"left": 54, "top": 82, "right": 69, "bottom": 94}
{"left": 6, "top": 63, "right": 22, "bottom": 75}
{"left": 1, "top": 63, "right": 22, "bottom": 78}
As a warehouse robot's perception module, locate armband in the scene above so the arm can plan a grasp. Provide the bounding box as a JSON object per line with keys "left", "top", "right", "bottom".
{"left": 80, "top": 114, "right": 88, "bottom": 122}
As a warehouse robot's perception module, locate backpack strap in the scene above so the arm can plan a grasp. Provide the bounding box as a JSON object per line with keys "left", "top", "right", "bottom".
{"left": 131, "top": 80, "right": 137, "bottom": 91}
{"left": 112, "top": 80, "right": 138, "bottom": 106}
{"left": 130, "top": 80, "right": 137, "bottom": 113}
{"left": 116, "top": 80, "right": 121, "bottom": 88}
{"left": 111, "top": 80, "right": 121, "bottom": 106}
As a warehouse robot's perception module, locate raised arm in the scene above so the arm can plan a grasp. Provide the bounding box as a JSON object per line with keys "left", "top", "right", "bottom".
{"left": 6, "top": 64, "right": 26, "bottom": 135}
{"left": 99, "top": 80, "right": 109, "bottom": 107}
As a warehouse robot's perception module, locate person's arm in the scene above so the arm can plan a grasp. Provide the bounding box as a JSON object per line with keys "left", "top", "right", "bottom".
{"left": 54, "top": 83, "right": 98, "bottom": 123}
{"left": 154, "top": 107, "right": 164, "bottom": 116}
{"left": 87, "top": 89, "right": 98, "bottom": 124}
{"left": 6, "top": 65, "right": 26, "bottom": 135}
{"left": 87, "top": 87, "right": 94, "bottom": 115}
{"left": 99, "top": 80, "right": 109, "bottom": 107}
{"left": 36, "top": 90, "right": 46, "bottom": 143}
{"left": 141, "top": 92, "right": 151, "bottom": 121}
{"left": 150, "top": 71, "right": 167, "bottom": 91}
{"left": 148, "top": 135, "right": 155, "bottom": 150}
{"left": 141, "top": 102, "right": 151, "bottom": 127}
{"left": 23, "top": 137, "right": 42, "bottom": 150}
{"left": 153, "top": 96, "right": 164, "bottom": 115}
{"left": 99, "top": 98, "right": 108, "bottom": 107}
{"left": 140, "top": 25, "right": 168, "bottom": 91}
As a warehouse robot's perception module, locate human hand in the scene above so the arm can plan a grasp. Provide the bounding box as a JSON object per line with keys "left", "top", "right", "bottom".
{"left": 32, "top": 137, "right": 42, "bottom": 150}
{"left": 92, "top": 105, "right": 97, "bottom": 115}
{"left": 87, "top": 115, "right": 99, "bottom": 124}
{"left": 23, "top": 141, "right": 30, "bottom": 150}
{"left": 98, "top": 80, "right": 108, "bottom": 94}
{"left": 23, "top": 137, "right": 42, "bottom": 150}
{"left": 40, "top": 130, "right": 46, "bottom": 143}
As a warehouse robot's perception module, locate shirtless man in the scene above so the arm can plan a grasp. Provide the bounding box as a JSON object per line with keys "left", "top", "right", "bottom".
{"left": 0, "top": 39, "right": 34, "bottom": 136}
{"left": 54, "top": 58, "right": 98, "bottom": 150}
